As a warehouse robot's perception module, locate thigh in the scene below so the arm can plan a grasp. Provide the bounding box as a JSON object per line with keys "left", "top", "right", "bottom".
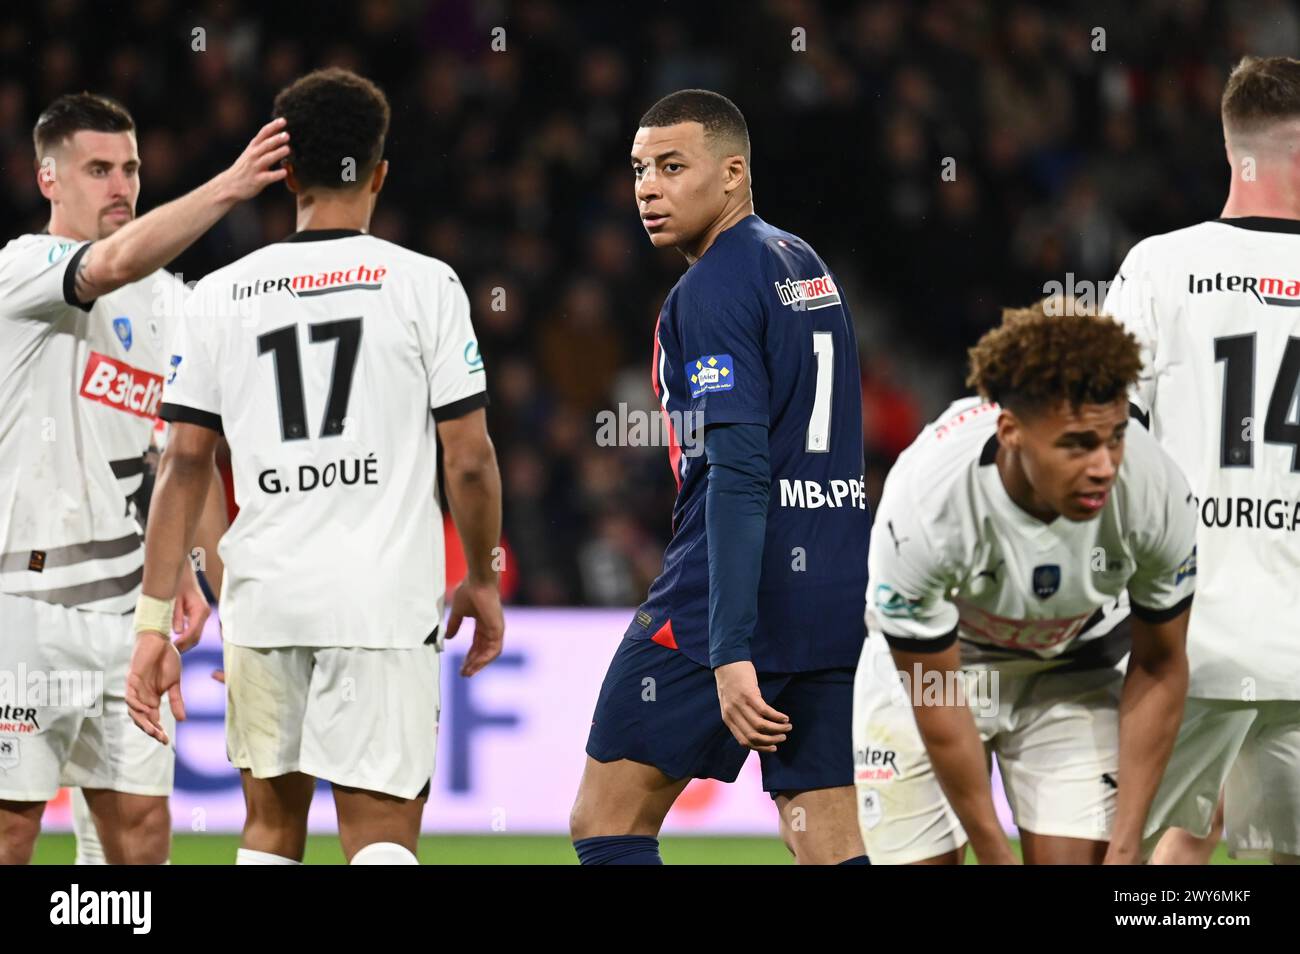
{"left": 300, "top": 642, "right": 440, "bottom": 800}
{"left": 996, "top": 666, "right": 1122, "bottom": 846}
{"left": 849, "top": 634, "right": 967, "bottom": 865}
{"left": 79, "top": 788, "right": 171, "bottom": 864}
{"left": 1225, "top": 701, "right": 1300, "bottom": 859}
{"left": 0, "top": 593, "right": 88, "bottom": 802}
{"left": 586, "top": 637, "right": 749, "bottom": 785}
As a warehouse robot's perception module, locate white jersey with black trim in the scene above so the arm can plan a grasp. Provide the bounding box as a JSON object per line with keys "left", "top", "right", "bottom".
{"left": 161, "top": 228, "right": 487, "bottom": 650}
{"left": 1105, "top": 217, "right": 1300, "bottom": 700}
{"left": 0, "top": 232, "right": 187, "bottom": 614}
{"left": 866, "top": 397, "right": 1198, "bottom": 673}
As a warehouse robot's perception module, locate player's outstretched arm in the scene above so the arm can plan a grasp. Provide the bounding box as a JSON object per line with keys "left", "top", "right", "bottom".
{"left": 890, "top": 640, "right": 1019, "bottom": 864}
{"left": 1106, "top": 606, "right": 1190, "bottom": 864}
{"left": 71, "top": 118, "right": 290, "bottom": 304}
{"left": 126, "top": 422, "right": 221, "bottom": 744}
{"left": 438, "top": 408, "right": 505, "bottom": 677}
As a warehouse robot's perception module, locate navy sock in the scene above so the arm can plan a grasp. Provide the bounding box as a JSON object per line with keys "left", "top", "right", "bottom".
{"left": 838, "top": 854, "right": 871, "bottom": 865}
{"left": 573, "top": 835, "right": 664, "bottom": 865}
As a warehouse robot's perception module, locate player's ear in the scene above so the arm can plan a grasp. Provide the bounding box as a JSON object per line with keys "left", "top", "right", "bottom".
{"left": 996, "top": 408, "right": 1020, "bottom": 451}
{"left": 35, "top": 154, "right": 58, "bottom": 202}
{"left": 370, "top": 159, "right": 388, "bottom": 194}
{"left": 723, "top": 154, "right": 746, "bottom": 194}
{"left": 283, "top": 162, "right": 300, "bottom": 194}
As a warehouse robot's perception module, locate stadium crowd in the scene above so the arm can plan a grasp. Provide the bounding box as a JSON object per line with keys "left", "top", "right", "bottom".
{"left": 2, "top": 0, "right": 1294, "bottom": 604}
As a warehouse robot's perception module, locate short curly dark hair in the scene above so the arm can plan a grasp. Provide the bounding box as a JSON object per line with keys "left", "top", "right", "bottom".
{"left": 966, "top": 299, "right": 1142, "bottom": 416}
{"left": 272, "top": 67, "right": 390, "bottom": 190}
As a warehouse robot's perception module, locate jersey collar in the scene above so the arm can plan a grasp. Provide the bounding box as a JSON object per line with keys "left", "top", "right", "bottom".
{"left": 279, "top": 228, "right": 366, "bottom": 243}
{"left": 1214, "top": 216, "right": 1300, "bottom": 234}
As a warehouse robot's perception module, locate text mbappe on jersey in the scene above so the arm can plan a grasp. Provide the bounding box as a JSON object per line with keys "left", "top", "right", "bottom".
{"left": 257, "top": 456, "right": 380, "bottom": 494}
{"left": 778, "top": 475, "right": 868, "bottom": 509}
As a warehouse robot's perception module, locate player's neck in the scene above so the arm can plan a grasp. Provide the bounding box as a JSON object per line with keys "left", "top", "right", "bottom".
{"left": 294, "top": 194, "right": 373, "bottom": 234}
{"left": 995, "top": 444, "right": 1059, "bottom": 524}
{"left": 681, "top": 201, "right": 753, "bottom": 264}
{"left": 1221, "top": 177, "right": 1300, "bottom": 221}
{"left": 45, "top": 212, "right": 93, "bottom": 243}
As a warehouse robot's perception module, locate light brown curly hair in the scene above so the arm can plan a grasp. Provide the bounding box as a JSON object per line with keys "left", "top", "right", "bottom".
{"left": 966, "top": 298, "right": 1142, "bottom": 416}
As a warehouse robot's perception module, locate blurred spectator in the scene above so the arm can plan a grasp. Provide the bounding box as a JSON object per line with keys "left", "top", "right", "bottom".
{"left": 0, "top": 0, "right": 1250, "bottom": 604}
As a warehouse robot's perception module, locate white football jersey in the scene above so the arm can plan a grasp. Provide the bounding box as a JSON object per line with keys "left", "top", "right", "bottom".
{"left": 162, "top": 229, "right": 487, "bottom": 649}
{"left": 1105, "top": 216, "right": 1300, "bottom": 700}
{"left": 0, "top": 232, "right": 186, "bottom": 614}
{"left": 866, "top": 397, "right": 1198, "bottom": 673}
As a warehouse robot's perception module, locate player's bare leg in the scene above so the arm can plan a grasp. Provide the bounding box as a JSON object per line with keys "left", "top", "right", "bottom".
{"left": 332, "top": 784, "right": 426, "bottom": 862}
{"left": 1151, "top": 791, "right": 1225, "bottom": 865}
{"left": 570, "top": 756, "right": 692, "bottom": 839}
{"left": 240, "top": 770, "right": 315, "bottom": 862}
{"left": 775, "top": 786, "right": 865, "bottom": 864}
{"left": 1020, "top": 830, "right": 1106, "bottom": 864}
{"left": 0, "top": 800, "right": 44, "bottom": 864}
{"left": 81, "top": 789, "right": 170, "bottom": 864}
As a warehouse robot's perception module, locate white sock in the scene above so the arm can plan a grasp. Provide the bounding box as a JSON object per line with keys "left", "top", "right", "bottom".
{"left": 236, "top": 848, "right": 302, "bottom": 865}
{"left": 350, "top": 842, "right": 419, "bottom": 865}
{"left": 71, "top": 789, "right": 106, "bottom": 865}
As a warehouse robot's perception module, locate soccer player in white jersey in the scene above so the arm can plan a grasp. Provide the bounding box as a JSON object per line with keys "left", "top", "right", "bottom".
{"left": 0, "top": 93, "right": 287, "bottom": 864}
{"left": 853, "top": 301, "right": 1198, "bottom": 864}
{"left": 1105, "top": 56, "right": 1300, "bottom": 865}
{"left": 125, "top": 68, "right": 506, "bottom": 865}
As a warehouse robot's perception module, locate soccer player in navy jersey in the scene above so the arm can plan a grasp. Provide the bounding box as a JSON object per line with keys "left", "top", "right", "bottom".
{"left": 569, "top": 90, "right": 872, "bottom": 865}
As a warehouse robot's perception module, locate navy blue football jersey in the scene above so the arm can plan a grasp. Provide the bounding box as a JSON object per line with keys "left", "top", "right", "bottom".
{"left": 625, "top": 215, "right": 871, "bottom": 672}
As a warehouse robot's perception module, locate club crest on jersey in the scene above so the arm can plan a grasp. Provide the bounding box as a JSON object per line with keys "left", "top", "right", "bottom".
{"left": 113, "top": 316, "right": 133, "bottom": 351}
{"left": 773, "top": 274, "right": 840, "bottom": 310}
{"left": 1032, "top": 564, "right": 1061, "bottom": 599}
{"left": 167, "top": 355, "right": 182, "bottom": 384}
{"left": 687, "top": 354, "right": 734, "bottom": 397}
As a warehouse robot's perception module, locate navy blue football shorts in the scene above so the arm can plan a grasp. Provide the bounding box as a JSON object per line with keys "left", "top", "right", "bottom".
{"left": 586, "top": 636, "right": 855, "bottom": 796}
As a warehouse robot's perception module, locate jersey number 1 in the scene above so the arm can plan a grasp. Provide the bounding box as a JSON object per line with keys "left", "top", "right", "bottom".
{"left": 258, "top": 318, "right": 363, "bottom": 441}
{"left": 807, "top": 331, "right": 833, "bottom": 453}
{"left": 1215, "top": 333, "right": 1300, "bottom": 471}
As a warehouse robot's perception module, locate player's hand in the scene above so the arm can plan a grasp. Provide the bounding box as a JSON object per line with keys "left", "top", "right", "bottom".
{"left": 172, "top": 567, "right": 210, "bottom": 653}
{"left": 125, "top": 634, "right": 186, "bottom": 746}
{"left": 714, "top": 660, "right": 791, "bottom": 752}
{"left": 215, "top": 117, "right": 290, "bottom": 203}
{"left": 445, "top": 578, "right": 505, "bottom": 677}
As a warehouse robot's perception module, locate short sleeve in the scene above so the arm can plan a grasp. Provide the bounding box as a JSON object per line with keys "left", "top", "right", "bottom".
{"left": 866, "top": 471, "right": 959, "bottom": 651}
{"left": 423, "top": 265, "right": 489, "bottom": 422}
{"left": 674, "top": 276, "right": 770, "bottom": 430}
{"left": 0, "top": 235, "right": 95, "bottom": 318}
{"left": 1126, "top": 442, "right": 1198, "bottom": 621}
{"left": 159, "top": 280, "right": 223, "bottom": 433}
{"left": 1102, "top": 243, "right": 1158, "bottom": 423}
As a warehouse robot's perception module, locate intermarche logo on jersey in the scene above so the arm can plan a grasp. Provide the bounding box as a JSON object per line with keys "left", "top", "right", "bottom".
{"left": 79, "top": 352, "right": 164, "bottom": 420}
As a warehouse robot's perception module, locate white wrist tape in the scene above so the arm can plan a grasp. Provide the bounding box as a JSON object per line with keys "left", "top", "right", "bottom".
{"left": 133, "top": 594, "right": 174, "bottom": 636}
